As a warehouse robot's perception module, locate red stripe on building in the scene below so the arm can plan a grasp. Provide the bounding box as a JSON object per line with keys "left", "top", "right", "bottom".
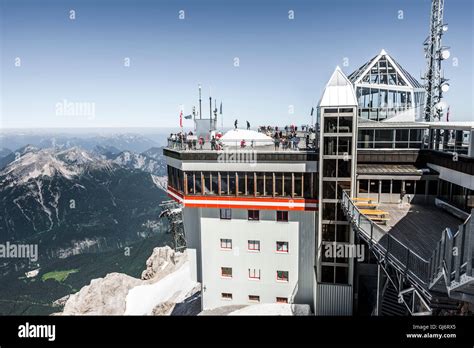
{"left": 167, "top": 185, "right": 318, "bottom": 211}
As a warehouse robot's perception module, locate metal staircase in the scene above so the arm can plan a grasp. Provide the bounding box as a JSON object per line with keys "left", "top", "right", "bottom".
{"left": 342, "top": 191, "right": 474, "bottom": 315}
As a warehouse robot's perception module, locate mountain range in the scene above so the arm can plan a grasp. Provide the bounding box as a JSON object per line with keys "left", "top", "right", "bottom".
{"left": 0, "top": 144, "right": 168, "bottom": 272}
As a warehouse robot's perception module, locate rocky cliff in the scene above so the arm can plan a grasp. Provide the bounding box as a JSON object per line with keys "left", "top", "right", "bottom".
{"left": 59, "top": 246, "right": 199, "bottom": 315}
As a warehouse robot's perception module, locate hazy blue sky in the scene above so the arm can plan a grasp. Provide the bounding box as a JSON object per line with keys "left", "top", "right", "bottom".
{"left": 1, "top": 0, "right": 472, "bottom": 128}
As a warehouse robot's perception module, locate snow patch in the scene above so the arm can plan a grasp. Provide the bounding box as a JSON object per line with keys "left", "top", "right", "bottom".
{"left": 125, "top": 261, "right": 198, "bottom": 315}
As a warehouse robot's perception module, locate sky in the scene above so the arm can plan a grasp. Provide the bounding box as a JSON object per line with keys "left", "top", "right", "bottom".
{"left": 0, "top": 0, "right": 473, "bottom": 129}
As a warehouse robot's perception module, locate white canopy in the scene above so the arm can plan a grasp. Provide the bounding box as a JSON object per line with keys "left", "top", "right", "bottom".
{"left": 220, "top": 129, "right": 273, "bottom": 146}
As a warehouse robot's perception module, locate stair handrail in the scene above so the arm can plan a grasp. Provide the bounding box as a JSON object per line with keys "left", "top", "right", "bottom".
{"left": 341, "top": 191, "right": 430, "bottom": 287}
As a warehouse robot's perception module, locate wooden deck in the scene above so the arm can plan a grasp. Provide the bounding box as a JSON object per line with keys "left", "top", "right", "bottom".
{"left": 377, "top": 203, "right": 463, "bottom": 260}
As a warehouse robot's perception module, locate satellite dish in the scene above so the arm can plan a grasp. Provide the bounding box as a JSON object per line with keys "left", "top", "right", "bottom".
{"left": 441, "top": 83, "right": 450, "bottom": 92}
{"left": 435, "top": 101, "right": 448, "bottom": 110}
{"left": 442, "top": 24, "right": 449, "bottom": 32}
{"left": 441, "top": 50, "right": 451, "bottom": 60}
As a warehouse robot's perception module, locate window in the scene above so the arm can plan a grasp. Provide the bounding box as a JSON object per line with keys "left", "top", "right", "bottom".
{"left": 276, "top": 211, "right": 288, "bottom": 222}
{"left": 276, "top": 271, "right": 289, "bottom": 282}
{"left": 338, "top": 117, "right": 353, "bottom": 133}
{"left": 324, "top": 117, "right": 338, "bottom": 133}
{"left": 248, "top": 295, "right": 260, "bottom": 303}
{"left": 359, "top": 180, "right": 369, "bottom": 193}
{"left": 248, "top": 268, "right": 261, "bottom": 280}
{"left": 276, "top": 241, "right": 289, "bottom": 253}
{"left": 323, "top": 159, "right": 337, "bottom": 177}
{"left": 337, "top": 159, "right": 351, "bottom": 177}
{"left": 322, "top": 224, "right": 336, "bottom": 242}
{"left": 248, "top": 240, "right": 260, "bottom": 251}
{"left": 221, "top": 293, "right": 232, "bottom": 300}
{"left": 265, "top": 172, "right": 273, "bottom": 196}
{"left": 392, "top": 180, "right": 402, "bottom": 194}
{"left": 322, "top": 203, "right": 336, "bottom": 221}
{"left": 248, "top": 210, "right": 260, "bottom": 221}
{"left": 220, "top": 208, "right": 231, "bottom": 220}
{"left": 381, "top": 180, "right": 391, "bottom": 194}
{"left": 221, "top": 267, "right": 232, "bottom": 278}
{"left": 323, "top": 181, "right": 337, "bottom": 199}
{"left": 323, "top": 137, "right": 337, "bottom": 155}
{"left": 220, "top": 238, "right": 232, "bottom": 250}
{"left": 220, "top": 171, "right": 229, "bottom": 195}
{"left": 276, "top": 297, "right": 288, "bottom": 304}
{"left": 405, "top": 181, "right": 415, "bottom": 194}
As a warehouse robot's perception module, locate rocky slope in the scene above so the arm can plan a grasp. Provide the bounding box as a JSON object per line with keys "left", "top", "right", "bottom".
{"left": 59, "top": 246, "right": 199, "bottom": 315}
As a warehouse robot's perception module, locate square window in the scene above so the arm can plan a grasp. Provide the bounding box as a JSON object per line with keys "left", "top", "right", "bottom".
{"left": 276, "top": 297, "right": 288, "bottom": 303}
{"left": 221, "top": 267, "right": 232, "bottom": 278}
{"left": 276, "top": 271, "right": 289, "bottom": 282}
{"left": 321, "top": 265, "right": 335, "bottom": 283}
{"left": 276, "top": 211, "right": 288, "bottom": 222}
{"left": 221, "top": 293, "right": 232, "bottom": 300}
{"left": 276, "top": 241, "right": 289, "bottom": 253}
{"left": 220, "top": 238, "right": 232, "bottom": 250}
{"left": 220, "top": 208, "right": 231, "bottom": 220}
{"left": 248, "top": 240, "right": 260, "bottom": 251}
{"left": 248, "top": 268, "right": 261, "bottom": 280}
{"left": 248, "top": 295, "right": 260, "bottom": 303}
{"left": 335, "top": 266, "right": 349, "bottom": 284}
{"left": 248, "top": 210, "right": 260, "bottom": 220}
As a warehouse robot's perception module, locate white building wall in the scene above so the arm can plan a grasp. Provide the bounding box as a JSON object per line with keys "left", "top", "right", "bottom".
{"left": 182, "top": 208, "right": 202, "bottom": 282}
{"left": 196, "top": 208, "right": 315, "bottom": 310}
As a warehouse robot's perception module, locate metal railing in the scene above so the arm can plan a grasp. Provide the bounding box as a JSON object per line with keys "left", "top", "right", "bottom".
{"left": 428, "top": 212, "right": 474, "bottom": 291}
{"left": 341, "top": 191, "right": 430, "bottom": 289}
{"left": 166, "top": 138, "right": 314, "bottom": 152}
{"left": 342, "top": 190, "right": 474, "bottom": 299}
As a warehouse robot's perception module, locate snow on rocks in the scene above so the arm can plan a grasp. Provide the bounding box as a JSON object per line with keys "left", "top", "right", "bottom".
{"left": 58, "top": 246, "right": 197, "bottom": 316}
{"left": 125, "top": 261, "right": 199, "bottom": 315}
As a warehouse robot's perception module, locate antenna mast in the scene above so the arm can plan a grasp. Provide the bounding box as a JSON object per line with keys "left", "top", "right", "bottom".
{"left": 423, "top": 0, "right": 450, "bottom": 122}
{"left": 199, "top": 84, "right": 202, "bottom": 119}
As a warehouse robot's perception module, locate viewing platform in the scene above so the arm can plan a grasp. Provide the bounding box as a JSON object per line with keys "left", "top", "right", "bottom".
{"left": 342, "top": 190, "right": 474, "bottom": 309}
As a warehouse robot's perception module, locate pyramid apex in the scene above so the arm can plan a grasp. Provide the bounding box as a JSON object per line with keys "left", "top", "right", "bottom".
{"left": 380, "top": 48, "right": 387, "bottom": 55}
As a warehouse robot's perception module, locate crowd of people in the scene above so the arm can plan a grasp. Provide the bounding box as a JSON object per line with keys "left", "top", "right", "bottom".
{"left": 167, "top": 124, "right": 316, "bottom": 151}
{"left": 168, "top": 131, "right": 224, "bottom": 151}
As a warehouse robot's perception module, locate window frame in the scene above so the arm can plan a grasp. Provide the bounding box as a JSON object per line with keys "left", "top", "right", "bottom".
{"left": 276, "top": 241, "right": 289, "bottom": 253}
{"left": 220, "top": 238, "right": 232, "bottom": 250}
{"left": 248, "top": 240, "right": 261, "bottom": 252}
{"left": 220, "top": 208, "right": 232, "bottom": 220}
{"left": 221, "top": 267, "right": 233, "bottom": 278}
{"left": 248, "top": 268, "right": 261, "bottom": 280}
{"left": 248, "top": 295, "right": 260, "bottom": 303}
{"left": 248, "top": 210, "right": 260, "bottom": 221}
{"left": 221, "top": 293, "right": 233, "bottom": 300}
{"left": 276, "top": 210, "right": 289, "bottom": 222}
{"left": 276, "top": 270, "right": 289, "bottom": 282}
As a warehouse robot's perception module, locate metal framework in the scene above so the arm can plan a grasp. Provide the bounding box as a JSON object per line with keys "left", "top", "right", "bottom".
{"left": 342, "top": 191, "right": 474, "bottom": 315}
{"left": 159, "top": 200, "right": 186, "bottom": 251}
{"left": 423, "top": 0, "right": 449, "bottom": 121}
